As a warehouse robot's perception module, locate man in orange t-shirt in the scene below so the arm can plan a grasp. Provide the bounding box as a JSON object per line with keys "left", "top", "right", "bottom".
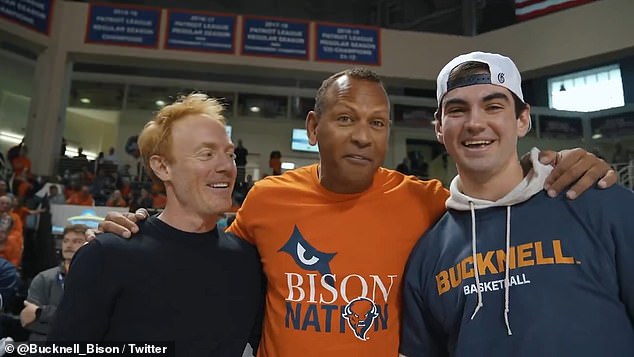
{"left": 98, "top": 69, "right": 615, "bottom": 356}
{"left": 66, "top": 185, "right": 95, "bottom": 206}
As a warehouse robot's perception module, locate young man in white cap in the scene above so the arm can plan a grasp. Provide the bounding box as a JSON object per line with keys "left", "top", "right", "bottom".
{"left": 400, "top": 52, "right": 634, "bottom": 357}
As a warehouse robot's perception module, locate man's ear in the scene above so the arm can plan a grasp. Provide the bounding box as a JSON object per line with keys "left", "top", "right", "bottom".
{"left": 434, "top": 111, "right": 444, "bottom": 144}
{"left": 517, "top": 104, "right": 531, "bottom": 138}
{"left": 149, "top": 155, "right": 170, "bottom": 181}
{"left": 306, "top": 111, "right": 319, "bottom": 146}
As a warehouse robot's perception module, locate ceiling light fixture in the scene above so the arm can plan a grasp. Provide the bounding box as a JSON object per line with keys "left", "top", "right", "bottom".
{"left": 80, "top": 98, "right": 91, "bottom": 104}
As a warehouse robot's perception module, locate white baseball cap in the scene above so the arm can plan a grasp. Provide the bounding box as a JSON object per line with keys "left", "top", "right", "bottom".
{"left": 436, "top": 51, "right": 524, "bottom": 106}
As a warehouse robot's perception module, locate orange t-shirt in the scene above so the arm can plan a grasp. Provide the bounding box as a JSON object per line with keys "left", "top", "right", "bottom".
{"left": 67, "top": 193, "right": 95, "bottom": 206}
{"left": 10, "top": 156, "right": 31, "bottom": 176}
{"left": 227, "top": 164, "right": 448, "bottom": 357}
{"left": 0, "top": 212, "right": 23, "bottom": 267}
{"left": 12, "top": 207, "right": 29, "bottom": 226}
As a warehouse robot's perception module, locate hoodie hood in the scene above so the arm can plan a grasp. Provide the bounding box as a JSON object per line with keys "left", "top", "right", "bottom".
{"left": 446, "top": 147, "right": 552, "bottom": 211}
{"left": 444, "top": 147, "right": 552, "bottom": 336}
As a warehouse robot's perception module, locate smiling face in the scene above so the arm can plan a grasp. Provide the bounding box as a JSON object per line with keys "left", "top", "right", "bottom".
{"left": 155, "top": 114, "right": 236, "bottom": 218}
{"left": 436, "top": 83, "right": 530, "bottom": 184}
{"left": 306, "top": 76, "right": 390, "bottom": 194}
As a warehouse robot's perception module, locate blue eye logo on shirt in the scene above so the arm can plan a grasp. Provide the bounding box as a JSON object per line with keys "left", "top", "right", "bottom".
{"left": 279, "top": 226, "right": 336, "bottom": 278}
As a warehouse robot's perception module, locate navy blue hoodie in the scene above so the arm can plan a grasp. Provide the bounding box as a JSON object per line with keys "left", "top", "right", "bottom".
{"left": 400, "top": 149, "right": 634, "bottom": 357}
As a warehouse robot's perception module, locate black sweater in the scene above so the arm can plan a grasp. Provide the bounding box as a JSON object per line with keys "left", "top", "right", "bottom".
{"left": 49, "top": 216, "right": 263, "bottom": 356}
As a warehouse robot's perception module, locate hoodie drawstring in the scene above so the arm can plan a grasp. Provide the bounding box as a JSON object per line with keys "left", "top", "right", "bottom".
{"left": 469, "top": 201, "right": 483, "bottom": 320}
{"left": 469, "top": 202, "right": 513, "bottom": 336}
{"left": 504, "top": 206, "right": 513, "bottom": 336}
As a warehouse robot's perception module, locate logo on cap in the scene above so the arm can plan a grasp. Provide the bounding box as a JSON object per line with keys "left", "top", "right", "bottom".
{"left": 498, "top": 73, "right": 505, "bottom": 83}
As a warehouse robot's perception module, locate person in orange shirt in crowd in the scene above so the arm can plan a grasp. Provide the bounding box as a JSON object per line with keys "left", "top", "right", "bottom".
{"left": 11, "top": 196, "right": 44, "bottom": 226}
{"left": 66, "top": 185, "right": 95, "bottom": 206}
{"left": 132, "top": 187, "right": 153, "bottom": 211}
{"left": 0, "top": 195, "right": 23, "bottom": 267}
{"left": 10, "top": 146, "right": 31, "bottom": 176}
{"left": 11, "top": 146, "right": 32, "bottom": 198}
{"left": 79, "top": 166, "right": 95, "bottom": 185}
{"left": 64, "top": 183, "right": 79, "bottom": 202}
{"left": 14, "top": 172, "right": 33, "bottom": 198}
{"left": 151, "top": 187, "right": 167, "bottom": 210}
{"left": 119, "top": 178, "right": 131, "bottom": 201}
{"left": 105, "top": 190, "right": 127, "bottom": 208}
{"left": 97, "top": 68, "right": 616, "bottom": 356}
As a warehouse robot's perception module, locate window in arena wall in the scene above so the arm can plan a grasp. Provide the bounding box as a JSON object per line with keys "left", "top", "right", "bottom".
{"left": 548, "top": 64, "right": 624, "bottom": 112}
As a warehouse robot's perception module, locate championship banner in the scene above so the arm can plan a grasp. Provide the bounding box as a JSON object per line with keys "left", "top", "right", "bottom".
{"left": 0, "top": 0, "right": 54, "bottom": 35}
{"left": 241, "top": 16, "right": 309, "bottom": 60}
{"left": 315, "top": 22, "right": 380, "bottom": 65}
{"left": 165, "top": 10, "right": 236, "bottom": 54}
{"left": 85, "top": 4, "right": 161, "bottom": 48}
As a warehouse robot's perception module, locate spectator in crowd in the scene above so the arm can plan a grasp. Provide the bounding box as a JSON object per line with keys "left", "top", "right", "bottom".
{"left": 7, "top": 140, "right": 23, "bottom": 165}
{"left": 104, "top": 147, "right": 119, "bottom": 165}
{"left": 46, "top": 185, "right": 65, "bottom": 206}
{"left": 60, "top": 138, "right": 67, "bottom": 157}
{"left": 10, "top": 146, "right": 31, "bottom": 196}
{"left": 11, "top": 196, "right": 44, "bottom": 227}
{"left": 13, "top": 171, "right": 33, "bottom": 199}
{"left": 0, "top": 195, "right": 23, "bottom": 268}
{"left": 400, "top": 51, "right": 634, "bottom": 357}
{"left": 0, "top": 258, "right": 17, "bottom": 337}
{"left": 0, "top": 257, "right": 17, "bottom": 303}
{"left": 97, "top": 68, "right": 615, "bottom": 356}
{"left": 396, "top": 157, "right": 410, "bottom": 174}
{"left": 413, "top": 153, "right": 429, "bottom": 178}
{"left": 79, "top": 166, "right": 95, "bottom": 185}
{"left": 119, "top": 177, "right": 131, "bottom": 200}
{"left": 49, "top": 93, "right": 263, "bottom": 356}
{"left": 89, "top": 168, "right": 111, "bottom": 205}
{"left": 20, "top": 224, "right": 88, "bottom": 341}
{"left": 75, "top": 147, "right": 87, "bottom": 159}
{"left": 0, "top": 181, "right": 7, "bottom": 197}
{"left": 133, "top": 187, "right": 153, "bottom": 210}
{"left": 63, "top": 182, "right": 78, "bottom": 201}
{"left": 95, "top": 152, "right": 105, "bottom": 171}
{"left": 118, "top": 164, "right": 131, "bottom": 179}
{"left": 237, "top": 174, "right": 254, "bottom": 195}
{"left": 269, "top": 150, "right": 282, "bottom": 175}
{"left": 235, "top": 139, "right": 248, "bottom": 183}
{"left": 66, "top": 185, "right": 94, "bottom": 206}
{"left": 105, "top": 190, "right": 127, "bottom": 208}
{"left": 151, "top": 185, "right": 166, "bottom": 210}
